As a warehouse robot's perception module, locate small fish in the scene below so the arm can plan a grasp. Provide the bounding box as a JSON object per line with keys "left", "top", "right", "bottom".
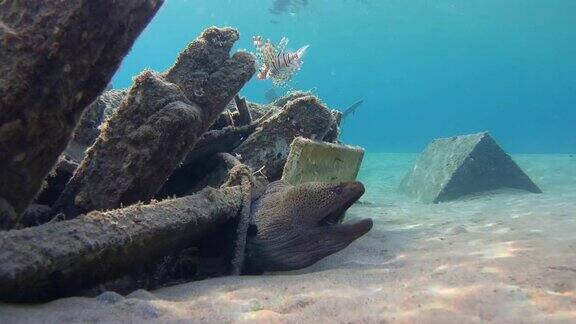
{"left": 253, "top": 36, "right": 309, "bottom": 87}
{"left": 342, "top": 99, "right": 364, "bottom": 119}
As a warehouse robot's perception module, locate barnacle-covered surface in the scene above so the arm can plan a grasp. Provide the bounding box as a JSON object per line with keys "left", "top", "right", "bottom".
{"left": 233, "top": 95, "right": 335, "bottom": 180}
{"left": 0, "top": 0, "right": 163, "bottom": 226}
{"left": 51, "top": 27, "right": 255, "bottom": 219}
{"left": 0, "top": 186, "right": 243, "bottom": 303}
{"left": 66, "top": 88, "right": 128, "bottom": 163}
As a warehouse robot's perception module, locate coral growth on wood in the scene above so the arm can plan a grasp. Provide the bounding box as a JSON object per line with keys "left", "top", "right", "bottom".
{"left": 0, "top": 186, "right": 243, "bottom": 303}
{"left": 0, "top": 2, "right": 365, "bottom": 302}
{"left": 0, "top": 0, "right": 163, "bottom": 227}
{"left": 52, "top": 27, "right": 256, "bottom": 219}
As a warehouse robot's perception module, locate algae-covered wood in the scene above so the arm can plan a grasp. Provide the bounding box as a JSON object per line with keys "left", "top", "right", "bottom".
{"left": 0, "top": 0, "right": 163, "bottom": 227}
{"left": 0, "top": 186, "right": 242, "bottom": 303}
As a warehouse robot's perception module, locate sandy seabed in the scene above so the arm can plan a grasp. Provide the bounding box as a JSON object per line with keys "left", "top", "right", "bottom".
{"left": 1, "top": 153, "right": 575, "bottom": 323}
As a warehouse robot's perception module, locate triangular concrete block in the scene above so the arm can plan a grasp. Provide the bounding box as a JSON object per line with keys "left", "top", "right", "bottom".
{"left": 399, "top": 132, "right": 542, "bottom": 203}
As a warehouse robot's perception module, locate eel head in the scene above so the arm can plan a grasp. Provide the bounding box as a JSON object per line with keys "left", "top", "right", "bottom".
{"left": 245, "top": 180, "right": 373, "bottom": 273}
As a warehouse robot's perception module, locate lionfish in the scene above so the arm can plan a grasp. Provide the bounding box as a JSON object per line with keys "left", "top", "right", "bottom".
{"left": 253, "top": 36, "right": 309, "bottom": 87}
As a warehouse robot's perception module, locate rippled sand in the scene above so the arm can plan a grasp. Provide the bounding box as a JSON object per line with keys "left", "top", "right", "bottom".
{"left": 2, "top": 153, "right": 575, "bottom": 323}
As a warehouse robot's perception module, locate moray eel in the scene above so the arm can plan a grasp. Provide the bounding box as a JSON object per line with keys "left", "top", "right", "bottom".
{"left": 245, "top": 180, "right": 373, "bottom": 273}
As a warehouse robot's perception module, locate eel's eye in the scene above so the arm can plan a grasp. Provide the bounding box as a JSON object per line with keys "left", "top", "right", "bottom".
{"left": 330, "top": 186, "right": 344, "bottom": 196}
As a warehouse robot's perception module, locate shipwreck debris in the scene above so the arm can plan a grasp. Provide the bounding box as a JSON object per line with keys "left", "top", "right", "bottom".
{"left": 0, "top": 2, "right": 368, "bottom": 302}
{"left": 0, "top": 0, "right": 164, "bottom": 228}
{"left": 282, "top": 137, "right": 365, "bottom": 185}
{"left": 233, "top": 95, "right": 253, "bottom": 126}
{"left": 270, "top": 90, "right": 313, "bottom": 107}
{"left": 66, "top": 88, "right": 128, "bottom": 163}
{"left": 159, "top": 153, "right": 245, "bottom": 198}
{"left": 52, "top": 28, "right": 255, "bottom": 219}
{"left": 35, "top": 155, "right": 78, "bottom": 209}
{"left": 233, "top": 95, "right": 335, "bottom": 180}
{"left": 0, "top": 186, "right": 243, "bottom": 303}
{"left": 324, "top": 110, "right": 344, "bottom": 143}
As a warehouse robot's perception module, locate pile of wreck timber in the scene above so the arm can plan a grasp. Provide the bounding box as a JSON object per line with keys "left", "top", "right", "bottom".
{"left": 0, "top": 1, "right": 347, "bottom": 303}
{"left": 0, "top": 0, "right": 164, "bottom": 228}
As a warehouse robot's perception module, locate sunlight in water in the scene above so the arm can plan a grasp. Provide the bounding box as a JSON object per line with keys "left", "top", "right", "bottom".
{"left": 427, "top": 284, "right": 483, "bottom": 299}
{"left": 387, "top": 300, "right": 455, "bottom": 319}
{"left": 531, "top": 290, "right": 576, "bottom": 315}
{"left": 511, "top": 211, "right": 534, "bottom": 219}
{"left": 480, "top": 266, "right": 504, "bottom": 276}
{"left": 400, "top": 223, "right": 423, "bottom": 230}
{"left": 540, "top": 311, "right": 576, "bottom": 321}
{"left": 546, "top": 291, "right": 575, "bottom": 297}
{"left": 470, "top": 241, "right": 532, "bottom": 259}
{"left": 238, "top": 309, "right": 283, "bottom": 321}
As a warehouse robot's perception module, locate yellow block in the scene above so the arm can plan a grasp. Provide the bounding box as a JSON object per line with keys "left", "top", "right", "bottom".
{"left": 281, "top": 137, "right": 365, "bottom": 185}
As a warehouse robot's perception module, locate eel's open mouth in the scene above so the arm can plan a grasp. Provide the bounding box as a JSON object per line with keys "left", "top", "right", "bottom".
{"left": 320, "top": 181, "right": 366, "bottom": 226}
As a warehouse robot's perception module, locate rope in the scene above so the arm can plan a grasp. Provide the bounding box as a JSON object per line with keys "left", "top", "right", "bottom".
{"left": 221, "top": 163, "right": 255, "bottom": 275}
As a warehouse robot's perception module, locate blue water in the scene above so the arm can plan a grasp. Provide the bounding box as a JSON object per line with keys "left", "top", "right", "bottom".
{"left": 113, "top": 0, "right": 576, "bottom": 154}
